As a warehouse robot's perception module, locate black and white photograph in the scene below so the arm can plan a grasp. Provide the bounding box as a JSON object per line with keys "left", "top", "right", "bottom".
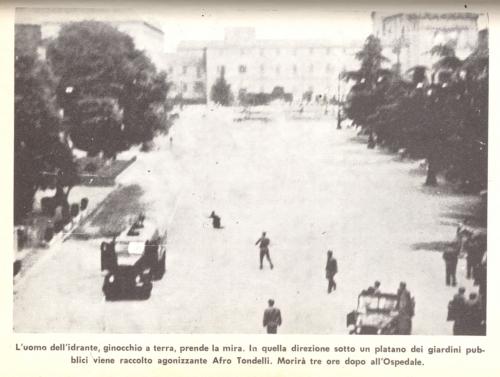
{"left": 12, "top": 6, "right": 488, "bottom": 335}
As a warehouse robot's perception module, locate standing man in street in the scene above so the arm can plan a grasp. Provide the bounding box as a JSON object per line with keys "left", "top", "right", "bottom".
{"left": 396, "top": 282, "right": 415, "bottom": 335}
{"left": 443, "top": 248, "right": 458, "bottom": 286}
{"left": 263, "top": 299, "right": 282, "bottom": 334}
{"left": 255, "top": 232, "right": 273, "bottom": 270}
{"left": 325, "top": 250, "right": 338, "bottom": 293}
{"left": 447, "top": 287, "right": 467, "bottom": 335}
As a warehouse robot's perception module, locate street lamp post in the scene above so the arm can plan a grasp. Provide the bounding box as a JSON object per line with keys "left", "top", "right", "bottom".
{"left": 337, "top": 70, "right": 343, "bottom": 130}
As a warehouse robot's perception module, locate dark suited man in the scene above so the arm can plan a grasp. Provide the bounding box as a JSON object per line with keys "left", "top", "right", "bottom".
{"left": 209, "top": 211, "right": 222, "bottom": 229}
{"left": 443, "top": 249, "right": 458, "bottom": 286}
{"left": 263, "top": 299, "right": 282, "bottom": 334}
{"left": 255, "top": 232, "right": 273, "bottom": 269}
{"left": 325, "top": 250, "right": 338, "bottom": 293}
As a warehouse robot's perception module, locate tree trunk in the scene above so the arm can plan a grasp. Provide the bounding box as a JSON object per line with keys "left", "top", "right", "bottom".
{"left": 367, "top": 130, "right": 375, "bottom": 149}
{"left": 425, "top": 157, "right": 438, "bottom": 186}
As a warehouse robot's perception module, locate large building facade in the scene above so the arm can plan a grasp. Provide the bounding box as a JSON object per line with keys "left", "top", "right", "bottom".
{"left": 164, "top": 49, "right": 207, "bottom": 103}
{"left": 372, "top": 12, "right": 480, "bottom": 75}
{"left": 15, "top": 8, "right": 166, "bottom": 71}
{"left": 166, "top": 28, "right": 359, "bottom": 104}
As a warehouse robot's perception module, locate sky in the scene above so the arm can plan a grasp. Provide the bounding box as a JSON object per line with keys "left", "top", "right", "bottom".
{"left": 160, "top": 11, "right": 373, "bottom": 52}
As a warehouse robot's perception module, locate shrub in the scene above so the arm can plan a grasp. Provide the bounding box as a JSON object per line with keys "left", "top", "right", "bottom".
{"left": 41, "top": 197, "right": 54, "bottom": 216}
{"left": 45, "top": 226, "right": 54, "bottom": 240}
{"left": 80, "top": 197, "right": 89, "bottom": 211}
{"left": 85, "top": 162, "right": 98, "bottom": 172}
{"left": 62, "top": 203, "right": 70, "bottom": 222}
{"left": 70, "top": 203, "right": 80, "bottom": 218}
{"left": 55, "top": 219, "right": 67, "bottom": 233}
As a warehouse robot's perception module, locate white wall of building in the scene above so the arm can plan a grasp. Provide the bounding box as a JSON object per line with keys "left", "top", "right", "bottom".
{"left": 373, "top": 13, "right": 479, "bottom": 74}
{"left": 205, "top": 43, "right": 358, "bottom": 103}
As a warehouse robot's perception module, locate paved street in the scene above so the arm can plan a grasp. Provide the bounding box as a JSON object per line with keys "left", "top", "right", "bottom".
{"left": 14, "top": 106, "right": 480, "bottom": 334}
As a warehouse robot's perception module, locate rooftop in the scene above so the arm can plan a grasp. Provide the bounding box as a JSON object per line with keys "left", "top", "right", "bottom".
{"left": 375, "top": 12, "right": 480, "bottom": 22}
{"left": 15, "top": 8, "right": 164, "bottom": 35}
{"left": 178, "top": 38, "right": 359, "bottom": 51}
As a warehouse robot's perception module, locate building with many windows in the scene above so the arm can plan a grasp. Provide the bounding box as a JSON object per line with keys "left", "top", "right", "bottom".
{"left": 371, "top": 12, "right": 480, "bottom": 75}
{"left": 166, "top": 28, "right": 359, "bottom": 104}
{"left": 164, "top": 49, "right": 206, "bottom": 103}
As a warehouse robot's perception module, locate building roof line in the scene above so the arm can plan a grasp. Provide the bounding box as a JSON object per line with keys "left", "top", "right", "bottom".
{"left": 381, "top": 12, "right": 480, "bottom": 22}
{"left": 178, "top": 39, "right": 359, "bottom": 51}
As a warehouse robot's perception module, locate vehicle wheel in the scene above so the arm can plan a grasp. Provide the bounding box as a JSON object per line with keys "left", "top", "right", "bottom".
{"left": 103, "top": 287, "right": 116, "bottom": 301}
{"left": 103, "top": 277, "right": 119, "bottom": 301}
{"left": 153, "top": 254, "right": 166, "bottom": 280}
{"left": 140, "top": 284, "right": 152, "bottom": 300}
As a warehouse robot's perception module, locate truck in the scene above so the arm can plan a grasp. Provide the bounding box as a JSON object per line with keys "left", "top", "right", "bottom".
{"left": 346, "top": 291, "right": 402, "bottom": 335}
{"left": 100, "top": 214, "right": 167, "bottom": 300}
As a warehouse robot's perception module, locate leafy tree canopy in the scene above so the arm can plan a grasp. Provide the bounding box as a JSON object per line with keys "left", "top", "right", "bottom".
{"left": 47, "top": 21, "right": 169, "bottom": 153}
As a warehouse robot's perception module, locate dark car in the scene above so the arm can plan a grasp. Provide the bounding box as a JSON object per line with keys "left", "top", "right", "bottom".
{"left": 100, "top": 215, "right": 167, "bottom": 300}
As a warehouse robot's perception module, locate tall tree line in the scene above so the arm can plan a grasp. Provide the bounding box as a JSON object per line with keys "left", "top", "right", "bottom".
{"left": 342, "top": 32, "right": 488, "bottom": 193}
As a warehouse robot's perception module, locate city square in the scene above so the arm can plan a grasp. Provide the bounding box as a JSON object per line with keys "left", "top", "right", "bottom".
{"left": 13, "top": 8, "right": 487, "bottom": 335}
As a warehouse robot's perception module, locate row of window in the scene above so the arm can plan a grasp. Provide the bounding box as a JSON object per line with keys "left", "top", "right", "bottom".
{"left": 173, "top": 81, "right": 205, "bottom": 93}
{"left": 219, "top": 64, "right": 337, "bottom": 75}
{"left": 225, "top": 47, "right": 341, "bottom": 56}
{"left": 168, "top": 66, "right": 204, "bottom": 78}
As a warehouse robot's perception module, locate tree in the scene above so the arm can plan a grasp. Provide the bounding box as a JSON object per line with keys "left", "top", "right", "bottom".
{"left": 346, "top": 35, "right": 389, "bottom": 90}
{"left": 71, "top": 97, "right": 124, "bottom": 158}
{"left": 270, "top": 86, "right": 285, "bottom": 100}
{"left": 120, "top": 55, "right": 170, "bottom": 149}
{"left": 14, "top": 44, "right": 77, "bottom": 224}
{"left": 210, "top": 67, "right": 233, "bottom": 105}
{"left": 342, "top": 35, "right": 391, "bottom": 139}
{"left": 47, "top": 21, "right": 169, "bottom": 154}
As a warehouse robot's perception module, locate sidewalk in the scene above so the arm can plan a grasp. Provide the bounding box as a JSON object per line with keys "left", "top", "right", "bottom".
{"left": 13, "top": 125, "right": 181, "bottom": 285}
{"left": 14, "top": 185, "right": 115, "bottom": 286}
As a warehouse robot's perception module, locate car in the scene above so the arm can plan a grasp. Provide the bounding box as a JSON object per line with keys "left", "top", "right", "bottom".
{"left": 346, "top": 290, "right": 401, "bottom": 335}
{"left": 100, "top": 214, "right": 167, "bottom": 300}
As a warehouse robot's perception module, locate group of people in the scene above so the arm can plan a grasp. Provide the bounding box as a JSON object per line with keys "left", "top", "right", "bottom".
{"left": 443, "top": 224, "right": 487, "bottom": 335}
{"left": 208, "top": 211, "right": 486, "bottom": 336}
{"left": 365, "top": 281, "right": 415, "bottom": 335}
{"left": 447, "top": 287, "right": 485, "bottom": 335}
{"left": 443, "top": 226, "right": 486, "bottom": 289}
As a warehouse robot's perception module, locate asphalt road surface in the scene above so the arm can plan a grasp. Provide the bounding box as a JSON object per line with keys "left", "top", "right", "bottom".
{"left": 14, "top": 106, "right": 480, "bottom": 334}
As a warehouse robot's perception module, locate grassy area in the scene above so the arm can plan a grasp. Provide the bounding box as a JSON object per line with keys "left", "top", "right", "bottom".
{"left": 76, "top": 156, "right": 136, "bottom": 186}
{"left": 89, "top": 184, "right": 145, "bottom": 236}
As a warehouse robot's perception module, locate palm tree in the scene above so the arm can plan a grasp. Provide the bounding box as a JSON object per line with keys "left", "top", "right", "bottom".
{"left": 429, "top": 41, "right": 462, "bottom": 83}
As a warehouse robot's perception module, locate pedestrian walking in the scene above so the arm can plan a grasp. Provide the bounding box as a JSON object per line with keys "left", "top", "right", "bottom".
{"left": 447, "top": 287, "right": 467, "bottom": 335}
{"left": 443, "top": 249, "right": 458, "bottom": 286}
{"left": 325, "top": 250, "right": 338, "bottom": 293}
{"left": 396, "top": 282, "right": 415, "bottom": 335}
{"left": 208, "top": 211, "right": 222, "bottom": 229}
{"left": 255, "top": 232, "right": 273, "bottom": 270}
{"left": 263, "top": 299, "right": 282, "bottom": 334}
